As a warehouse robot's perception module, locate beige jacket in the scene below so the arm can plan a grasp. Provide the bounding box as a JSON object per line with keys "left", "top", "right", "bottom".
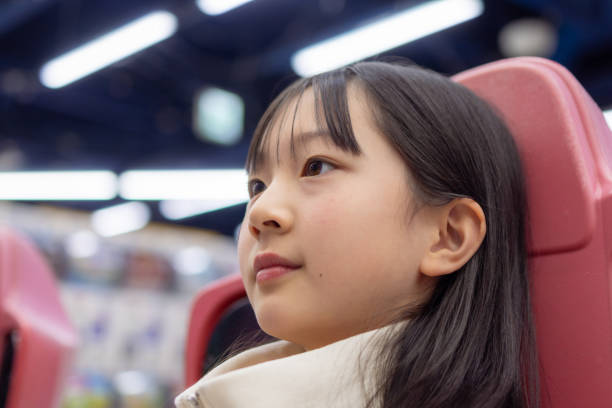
{"left": 174, "top": 326, "right": 394, "bottom": 408}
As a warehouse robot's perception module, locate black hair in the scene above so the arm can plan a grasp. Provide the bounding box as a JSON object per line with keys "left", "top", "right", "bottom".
{"left": 245, "top": 60, "right": 538, "bottom": 408}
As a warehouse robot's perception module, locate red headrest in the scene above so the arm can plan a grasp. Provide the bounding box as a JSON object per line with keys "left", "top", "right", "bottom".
{"left": 455, "top": 57, "right": 612, "bottom": 408}
{"left": 184, "top": 273, "right": 245, "bottom": 386}
{"left": 454, "top": 57, "right": 612, "bottom": 255}
{"left": 0, "top": 228, "right": 78, "bottom": 408}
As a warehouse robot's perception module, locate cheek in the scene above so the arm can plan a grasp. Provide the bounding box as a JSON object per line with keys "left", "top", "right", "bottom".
{"left": 304, "top": 197, "right": 339, "bottom": 228}
{"left": 305, "top": 190, "right": 395, "bottom": 243}
{"left": 301, "top": 187, "right": 415, "bottom": 283}
{"left": 300, "top": 195, "right": 375, "bottom": 274}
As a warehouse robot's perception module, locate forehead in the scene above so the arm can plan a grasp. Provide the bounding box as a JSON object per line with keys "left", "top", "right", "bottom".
{"left": 251, "top": 89, "right": 335, "bottom": 170}
{"left": 271, "top": 87, "right": 321, "bottom": 136}
{"left": 247, "top": 80, "right": 368, "bottom": 174}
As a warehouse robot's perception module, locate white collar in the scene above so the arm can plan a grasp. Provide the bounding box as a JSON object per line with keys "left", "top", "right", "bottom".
{"left": 174, "top": 325, "right": 399, "bottom": 408}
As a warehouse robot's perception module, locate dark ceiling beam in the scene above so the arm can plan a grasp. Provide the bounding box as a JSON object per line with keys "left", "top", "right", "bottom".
{"left": 0, "top": 0, "right": 56, "bottom": 36}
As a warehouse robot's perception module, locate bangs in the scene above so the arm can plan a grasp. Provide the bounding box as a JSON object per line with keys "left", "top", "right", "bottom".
{"left": 245, "top": 68, "right": 362, "bottom": 174}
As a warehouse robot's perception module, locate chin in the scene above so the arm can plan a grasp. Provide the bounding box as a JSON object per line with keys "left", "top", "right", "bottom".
{"left": 254, "top": 312, "right": 303, "bottom": 347}
{"left": 253, "top": 303, "right": 293, "bottom": 340}
{"left": 255, "top": 309, "right": 335, "bottom": 350}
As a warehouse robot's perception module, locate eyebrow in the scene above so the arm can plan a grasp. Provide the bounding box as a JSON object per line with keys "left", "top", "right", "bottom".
{"left": 251, "top": 130, "right": 331, "bottom": 173}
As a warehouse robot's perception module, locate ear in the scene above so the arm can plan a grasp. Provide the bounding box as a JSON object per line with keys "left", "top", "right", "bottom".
{"left": 419, "top": 198, "right": 486, "bottom": 277}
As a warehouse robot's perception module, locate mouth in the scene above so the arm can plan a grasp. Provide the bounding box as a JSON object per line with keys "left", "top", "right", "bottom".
{"left": 253, "top": 252, "right": 301, "bottom": 283}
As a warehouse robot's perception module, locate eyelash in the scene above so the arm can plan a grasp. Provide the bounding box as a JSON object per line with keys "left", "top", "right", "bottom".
{"left": 302, "top": 157, "right": 335, "bottom": 177}
{"left": 247, "top": 158, "right": 336, "bottom": 198}
{"left": 247, "top": 179, "right": 266, "bottom": 198}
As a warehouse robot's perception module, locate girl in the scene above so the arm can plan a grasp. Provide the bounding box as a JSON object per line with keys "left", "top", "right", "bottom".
{"left": 176, "top": 60, "right": 538, "bottom": 408}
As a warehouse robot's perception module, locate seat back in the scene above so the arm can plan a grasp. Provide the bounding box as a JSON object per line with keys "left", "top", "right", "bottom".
{"left": 184, "top": 57, "right": 612, "bottom": 407}
{"left": 454, "top": 57, "right": 612, "bottom": 408}
{"left": 0, "top": 228, "right": 78, "bottom": 408}
{"left": 184, "top": 273, "right": 250, "bottom": 385}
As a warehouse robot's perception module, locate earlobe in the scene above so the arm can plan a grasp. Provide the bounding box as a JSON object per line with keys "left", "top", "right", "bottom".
{"left": 420, "top": 198, "right": 486, "bottom": 277}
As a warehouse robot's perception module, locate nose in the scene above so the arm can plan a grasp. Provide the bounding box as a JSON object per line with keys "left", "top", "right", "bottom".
{"left": 247, "top": 182, "right": 293, "bottom": 239}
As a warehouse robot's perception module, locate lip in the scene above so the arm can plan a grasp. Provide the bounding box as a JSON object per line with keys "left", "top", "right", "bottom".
{"left": 253, "top": 253, "right": 300, "bottom": 283}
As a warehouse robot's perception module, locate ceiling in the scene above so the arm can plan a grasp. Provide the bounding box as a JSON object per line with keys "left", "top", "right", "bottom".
{"left": 1, "top": 0, "right": 611, "bottom": 236}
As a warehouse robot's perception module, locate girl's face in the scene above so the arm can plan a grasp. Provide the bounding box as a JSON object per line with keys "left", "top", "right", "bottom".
{"left": 238, "top": 86, "right": 437, "bottom": 350}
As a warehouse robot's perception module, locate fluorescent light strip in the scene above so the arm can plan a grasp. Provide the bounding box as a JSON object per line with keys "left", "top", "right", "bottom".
{"left": 119, "top": 169, "right": 249, "bottom": 201}
{"left": 0, "top": 171, "right": 117, "bottom": 200}
{"left": 196, "top": 0, "right": 254, "bottom": 16}
{"left": 92, "top": 202, "right": 151, "bottom": 237}
{"left": 40, "top": 11, "right": 178, "bottom": 89}
{"left": 160, "top": 198, "right": 247, "bottom": 220}
{"left": 603, "top": 109, "right": 612, "bottom": 130}
{"left": 291, "top": 0, "right": 484, "bottom": 77}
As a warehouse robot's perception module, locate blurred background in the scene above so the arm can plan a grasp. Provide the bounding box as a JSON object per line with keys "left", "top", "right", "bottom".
{"left": 1, "top": 0, "right": 611, "bottom": 406}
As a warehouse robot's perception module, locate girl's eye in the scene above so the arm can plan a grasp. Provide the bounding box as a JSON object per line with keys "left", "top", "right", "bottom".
{"left": 303, "top": 159, "right": 335, "bottom": 177}
{"left": 248, "top": 179, "right": 266, "bottom": 198}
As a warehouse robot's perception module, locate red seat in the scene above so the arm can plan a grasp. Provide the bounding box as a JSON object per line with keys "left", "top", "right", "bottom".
{"left": 183, "top": 57, "right": 612, "bottom": 408}
{"left": 184, "top": 273, "right": 245, "bottom": 386}
{"left": 454, "top": 57, "right": 612, "bottom": 408}
{"left": 0, "top": 228, "right": 78, "bottom": 408}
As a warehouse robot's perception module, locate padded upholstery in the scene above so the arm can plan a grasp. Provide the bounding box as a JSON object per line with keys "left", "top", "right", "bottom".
{"left": 454, "top": 57, "right": 612, "bottom": 408}
{"left": 0, "top": 228, "right": 78, "bottom": 408}
{"left": 454, "top": 57, "right": 612, "bottom": 254}
{"left": 183, "top": 57, "right": 612, "bottom": 407}
{"left": 184, "top": 273, "right": 246, "bottom": 385}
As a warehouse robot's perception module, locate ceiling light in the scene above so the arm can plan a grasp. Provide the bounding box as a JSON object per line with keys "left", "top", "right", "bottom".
{"left": 0, "top": 171, "right": 117, "bottom": 200}
{"left": 196, "top": 0, "right": 254, "bottom": 16}
{"left": 193, "top": 87, "right": 244, "bottom": 145}
{"left": 291, "top": 0, "right": 484, "bottom": 77}
{"left": 119, "top": 169, "right": 249, "bottom": 201}
{"left": 40, "top": 11, "right": 178, "bottom": 89}
{"left": 91, "top": 202, "right": 151, "bottom": 237}
{"left": 160, "top": 198, "right": 247, "bottom": 220}
{"left": 603, "top": 110, "right": 612, "bottom": 131}
{"left": 498, "top": 18, "right": 557, "bottom": 57}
